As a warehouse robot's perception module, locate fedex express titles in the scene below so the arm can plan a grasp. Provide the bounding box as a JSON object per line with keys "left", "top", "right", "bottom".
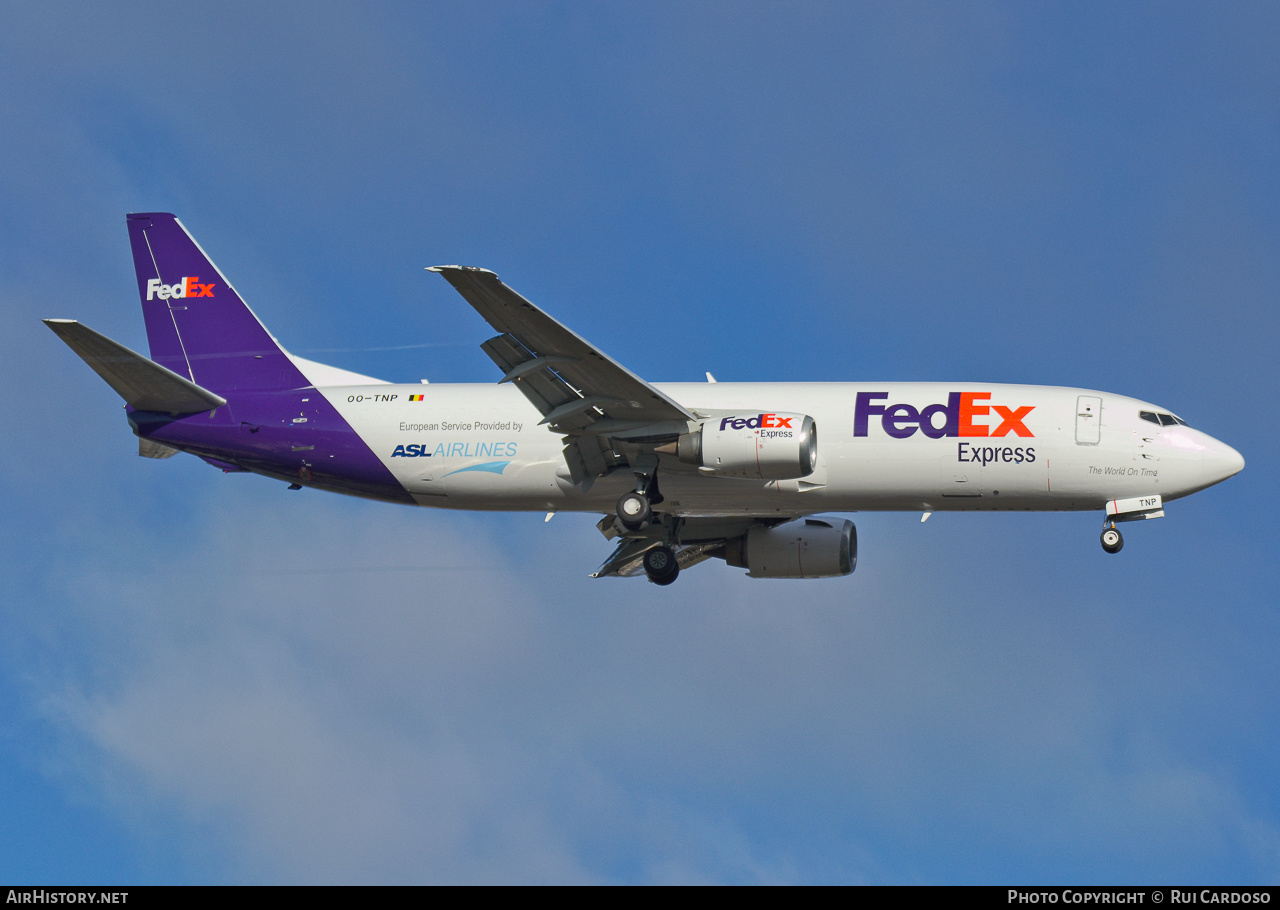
{"left": 855, "top": 391, "right": 1037, "bottom": 465}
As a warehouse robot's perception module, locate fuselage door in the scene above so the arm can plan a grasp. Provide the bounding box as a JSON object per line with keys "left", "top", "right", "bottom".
{"left": 1075, "top": 396, "right": 1102, "bottom": 445}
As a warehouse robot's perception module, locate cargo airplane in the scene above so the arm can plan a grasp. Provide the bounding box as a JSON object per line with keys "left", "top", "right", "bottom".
{"left": 45, "top": 214, "right": 1244, "bottom": 585}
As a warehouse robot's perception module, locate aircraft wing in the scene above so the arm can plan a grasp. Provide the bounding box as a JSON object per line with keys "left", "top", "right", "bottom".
{"left": 589, "top": 515, "right": 790, "bottom": 578}
{"left": 428, "top": 266, "right": 694, "bottom": 437}
{"left": 591, "top": 537, "right": 724, "bottom": 579}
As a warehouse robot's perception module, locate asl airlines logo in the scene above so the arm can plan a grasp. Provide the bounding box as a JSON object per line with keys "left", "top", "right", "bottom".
{"left": 854, "top": 392, "right": 1034, "bottom": 439}
{"left": 146, "top": 277, "right": 216, "bottom": 301}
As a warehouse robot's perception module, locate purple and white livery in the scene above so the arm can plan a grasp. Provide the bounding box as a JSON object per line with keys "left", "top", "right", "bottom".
{"left": 46, "top": 214, "right": 1244, "bottom": 584}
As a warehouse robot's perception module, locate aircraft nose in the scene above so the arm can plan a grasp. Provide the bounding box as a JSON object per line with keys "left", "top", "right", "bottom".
{"left": 1202, "top": 439, "right": 1245, "bottom": 485}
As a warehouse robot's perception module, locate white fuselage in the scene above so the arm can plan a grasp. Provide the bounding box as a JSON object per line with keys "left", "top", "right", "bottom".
{"left": 323, "top": 381, "right": 1244, "bottom": 517}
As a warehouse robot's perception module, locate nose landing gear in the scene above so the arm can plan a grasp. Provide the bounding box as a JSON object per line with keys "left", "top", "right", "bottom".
{"left": 1100, "top": 523, "right": 1124, "bottom": 554}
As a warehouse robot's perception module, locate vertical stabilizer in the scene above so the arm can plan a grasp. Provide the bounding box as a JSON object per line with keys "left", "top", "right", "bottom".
{"left": 126, "top": 213, "right": 310, "bottom": 393}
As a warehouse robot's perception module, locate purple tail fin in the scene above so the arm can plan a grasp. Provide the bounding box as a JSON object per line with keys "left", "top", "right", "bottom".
{"left": 127, "top": 213, "right": 310, "bottom": 394}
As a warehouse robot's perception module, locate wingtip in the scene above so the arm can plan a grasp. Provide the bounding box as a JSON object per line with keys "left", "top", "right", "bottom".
{"left": 426, "top": 265, "right": 499, "bottom": 277}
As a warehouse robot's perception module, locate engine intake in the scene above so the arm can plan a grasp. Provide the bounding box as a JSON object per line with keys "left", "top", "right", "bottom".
{"left": 666, "top": 411, "right": 817, "bottom": 480}
{"left": 723, "top": 518, "right": 856, "bottom": 578}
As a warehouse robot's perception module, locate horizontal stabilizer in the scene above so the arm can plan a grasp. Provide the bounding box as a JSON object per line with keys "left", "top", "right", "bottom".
{"left": 43, "top": 319, "right": 227, "bottom": 413}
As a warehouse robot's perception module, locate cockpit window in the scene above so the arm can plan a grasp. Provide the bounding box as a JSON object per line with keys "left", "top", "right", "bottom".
{"left": 1141, "top": 410, "right": 1190, "bottom": 428}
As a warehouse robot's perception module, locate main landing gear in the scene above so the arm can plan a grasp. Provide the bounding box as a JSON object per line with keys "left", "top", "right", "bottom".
{"left": 615, "top": 467, "right": 663, "bottom": 531}
{"left": 643, "top": 545, "right": 679, "bottom": 586}
{"left": 616, "top": 490, "right": 651, "bottom": 530}
{"left": 614, "top": 467, "right": 678, "bottom": 584}
{"left": 1100, "top": 523, "right": 1124, "bottom": 554}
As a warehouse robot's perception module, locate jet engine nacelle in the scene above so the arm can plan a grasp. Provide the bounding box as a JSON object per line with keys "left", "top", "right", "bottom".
{"left": 723, "top": 518, "right": 857, "bottom": 579}
{"left": 668, "top": 411, "right": 817, "bottom": 480}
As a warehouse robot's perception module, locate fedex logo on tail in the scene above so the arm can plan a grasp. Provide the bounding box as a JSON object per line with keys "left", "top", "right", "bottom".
{"left": 146, "top": 277, "right": 216, "bottom": 301}
{"left": 855, "top": 392, "right": 1034, "bottom": 439}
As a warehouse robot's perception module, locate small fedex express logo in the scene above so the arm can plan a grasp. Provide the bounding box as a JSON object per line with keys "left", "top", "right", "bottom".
{"left": 720, "top": 414, "right": 793, "bottom": 429}
{"left": 854, "top": 392, "right": 1034, "bottom": 439}
{"left": 146, "top": 277, "right": 216, "bottom": 301}
{"left": 719, "top": 413, "right": 800, "bottom": 441}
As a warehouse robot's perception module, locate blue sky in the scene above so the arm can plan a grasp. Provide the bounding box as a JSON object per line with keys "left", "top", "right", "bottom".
{"left": 0, "top": 1, "right": 1277, "bottom": 884}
